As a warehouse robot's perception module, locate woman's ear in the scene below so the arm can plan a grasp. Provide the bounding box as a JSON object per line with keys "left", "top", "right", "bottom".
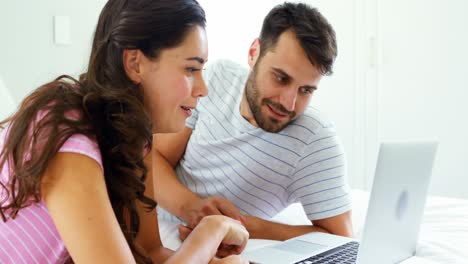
{"left": 248, "top": 38, "right": 261, "bottom": 68}
{"left": 123, "top": 49, "right": 143, "bottom": 84}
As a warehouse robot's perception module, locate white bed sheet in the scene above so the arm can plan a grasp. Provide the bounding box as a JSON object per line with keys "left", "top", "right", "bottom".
{"left": 158, "top": 189, "right": 468, "bottom": 263}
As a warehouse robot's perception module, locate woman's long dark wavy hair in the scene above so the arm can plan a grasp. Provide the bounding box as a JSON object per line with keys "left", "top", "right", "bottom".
{"left": 0, "top": 0, "right": 205, "bottom": 263}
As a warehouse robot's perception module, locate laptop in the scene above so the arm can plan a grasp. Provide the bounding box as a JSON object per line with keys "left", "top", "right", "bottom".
{"left": 242, "top": 141, "right": 438, "bottom": 264}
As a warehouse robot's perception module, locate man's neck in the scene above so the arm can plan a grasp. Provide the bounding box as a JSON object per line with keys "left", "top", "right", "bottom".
{"left": 239, "top": 91, "right": 259, "bottom": 127}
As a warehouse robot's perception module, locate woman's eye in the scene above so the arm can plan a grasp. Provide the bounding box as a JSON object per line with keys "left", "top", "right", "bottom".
{"left": 186, "top": 67, "right": 201, "bottom": 74}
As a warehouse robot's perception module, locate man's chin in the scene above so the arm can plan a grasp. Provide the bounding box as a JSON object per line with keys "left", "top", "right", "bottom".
{"left": 259, "top": 118, "right": 289, "bottom": 133}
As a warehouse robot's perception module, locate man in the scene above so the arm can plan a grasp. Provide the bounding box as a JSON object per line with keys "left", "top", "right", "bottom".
{"left": 154, "top": 2, "right": 353, "bottom": 246}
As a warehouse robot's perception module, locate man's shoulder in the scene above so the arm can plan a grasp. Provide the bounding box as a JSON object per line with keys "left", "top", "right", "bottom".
{"left": 202, "top": 59, "right": 248, "bottom": 104}
{"left": 285, "top": 107, "right": 337, "bottom": 143}
{"left": 204, "top": 59, "right": 248, "bottom": 83}
{"left": 301, "top": 106, "right": 333, "bottom": 127}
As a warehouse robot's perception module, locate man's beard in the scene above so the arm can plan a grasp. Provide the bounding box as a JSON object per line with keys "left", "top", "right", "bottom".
{"left": 244, "top": 66, "right": 296, "bottom": 133}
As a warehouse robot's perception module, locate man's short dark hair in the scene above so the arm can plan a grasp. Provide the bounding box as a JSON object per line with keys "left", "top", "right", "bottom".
{"left": 259, "top": 2, "right": 337, "bottom": 75}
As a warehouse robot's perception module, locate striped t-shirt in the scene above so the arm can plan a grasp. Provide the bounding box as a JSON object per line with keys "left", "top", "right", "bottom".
{"left": 158, "top": 59, "right": 352, "bottom": 223}
{"left": 0, "top": 126, "right": 103, "bottom": 264}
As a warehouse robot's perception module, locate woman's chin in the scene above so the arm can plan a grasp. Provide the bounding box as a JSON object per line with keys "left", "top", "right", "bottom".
{"left": 153, "top": 121, "right": 186, "bottom": 134}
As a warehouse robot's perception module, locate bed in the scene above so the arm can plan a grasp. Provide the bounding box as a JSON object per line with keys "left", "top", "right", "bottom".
{"left": 158, "top": 189, "right": 468, "bottom": 263}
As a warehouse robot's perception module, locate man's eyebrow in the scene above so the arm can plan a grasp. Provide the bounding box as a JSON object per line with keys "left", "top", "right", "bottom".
{"left": 186, "top": 57, "right": 206, "bottom": 64}
{"left": 272, "top": 67, "right": 292, "bottom": 79}
{"left": 273, "top": 67, "right": 317, "bottom": 90}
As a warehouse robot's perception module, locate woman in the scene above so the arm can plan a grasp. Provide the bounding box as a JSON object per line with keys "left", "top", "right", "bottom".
{"left": 0, "top": 0, "right": 248, "bottom": 263}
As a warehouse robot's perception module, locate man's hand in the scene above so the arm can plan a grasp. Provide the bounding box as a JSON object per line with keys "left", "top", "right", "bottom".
{"left": 180, "top": 196, "right": 246, "bottom": 228}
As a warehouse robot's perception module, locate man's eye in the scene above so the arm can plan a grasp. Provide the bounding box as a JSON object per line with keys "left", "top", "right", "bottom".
{"left": 300, "top": 87, "right": 314, "bottom": 94}
{"left": 276, "top": 74, "right": 289, "bottom": 84}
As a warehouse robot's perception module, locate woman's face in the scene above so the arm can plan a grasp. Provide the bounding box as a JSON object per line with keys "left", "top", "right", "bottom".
{"left": 137, "top": 26, "right": 208, "bottom": 133}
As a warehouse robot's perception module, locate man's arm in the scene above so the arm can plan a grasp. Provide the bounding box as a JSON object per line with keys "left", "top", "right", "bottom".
{"left": 154, "top": 127, "right": 354, "bottom": 242}
{"left": 136, "top": 150, "right": 248, "bottom": 264}
{"left": 135, "top": 150, "right": 174, "bottom": 263}
{"left": 180, "top": 210, "right": 353, "bottom": 241}
{"left": 152, "top": 127, "right": 199, "bottom": 220}
{"left": 139, "top": 148, "right": 249, "bottom": 263}
{"left": 244, "top": 210, "right": 353, "bottom": 241}
{"left": 258, "top": 122, "right": 352, "bottom": 241}
{"left": 153, "top": 128, "right": 244, "bottom": 228}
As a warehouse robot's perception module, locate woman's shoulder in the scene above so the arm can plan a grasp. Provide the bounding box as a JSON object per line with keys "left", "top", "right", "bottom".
{"left": 58, "top": 133, "right": 103, "bottom": 172}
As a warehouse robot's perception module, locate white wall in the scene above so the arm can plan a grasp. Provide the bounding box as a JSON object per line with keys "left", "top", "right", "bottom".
{"left": 0, "top": 75, "right": 15, "bottom": 120}
{"left": 376, "top": 0, "right": 468, "bottom": 198}
{"left": 1, "top": 0, "right": 467, "bottom": 198}
{"left": 0, "top": 0, "right": 107, "bottom": 102}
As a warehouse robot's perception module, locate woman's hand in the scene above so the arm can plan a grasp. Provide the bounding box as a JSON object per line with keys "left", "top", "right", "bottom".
{"left": 179, "top": 215, "right": 249, "bottom": 258}
{"left": 209, "top": 255, "right": 248, "bottom": 264}
{"left": 168, "top": 215, "right": 249, "bottom": 263}
{"left": 219, "top": 216, "right": 248, "bottom": 248}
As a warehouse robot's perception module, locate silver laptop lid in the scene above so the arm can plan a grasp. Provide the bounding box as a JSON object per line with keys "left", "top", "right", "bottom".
{"left": 357, "top": 141, "right": 438, "bottom": 264}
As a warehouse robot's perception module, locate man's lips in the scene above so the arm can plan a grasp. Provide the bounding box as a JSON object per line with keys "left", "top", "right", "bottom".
{"left": 267, "top": 103, "right": 288, "bottom": 119}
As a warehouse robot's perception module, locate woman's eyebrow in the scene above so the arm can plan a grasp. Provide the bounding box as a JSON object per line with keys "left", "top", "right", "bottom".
{"left": 185, "top": 57, "right": 206, "bottom": 64}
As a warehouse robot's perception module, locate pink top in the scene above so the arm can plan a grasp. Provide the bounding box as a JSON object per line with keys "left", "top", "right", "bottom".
{"left": 0, "top": 126, "right": 103, "bottom": 264}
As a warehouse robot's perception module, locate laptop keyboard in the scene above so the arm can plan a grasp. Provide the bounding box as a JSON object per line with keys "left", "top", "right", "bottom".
{"left": 294, "top": 241, "right": 359, "bottom": 264}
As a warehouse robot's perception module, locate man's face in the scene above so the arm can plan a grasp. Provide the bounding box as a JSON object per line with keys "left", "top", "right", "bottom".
{"left": 245, "top": 31, "right": 323, "bottom": 133}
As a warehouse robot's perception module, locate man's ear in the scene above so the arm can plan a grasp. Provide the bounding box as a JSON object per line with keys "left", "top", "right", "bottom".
{"left": 248, "top": 38, "right": 261, "bottom": 68}
{"left": 123, "top": 49, "right": 143, "bottom": 84}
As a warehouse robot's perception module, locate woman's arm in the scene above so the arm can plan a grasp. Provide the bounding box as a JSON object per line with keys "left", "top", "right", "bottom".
{"left": 41, "top": 149, "right": 247, "bottom": 264}
{"left": 41, "top": 152, "right": 136, "bottom": 264}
